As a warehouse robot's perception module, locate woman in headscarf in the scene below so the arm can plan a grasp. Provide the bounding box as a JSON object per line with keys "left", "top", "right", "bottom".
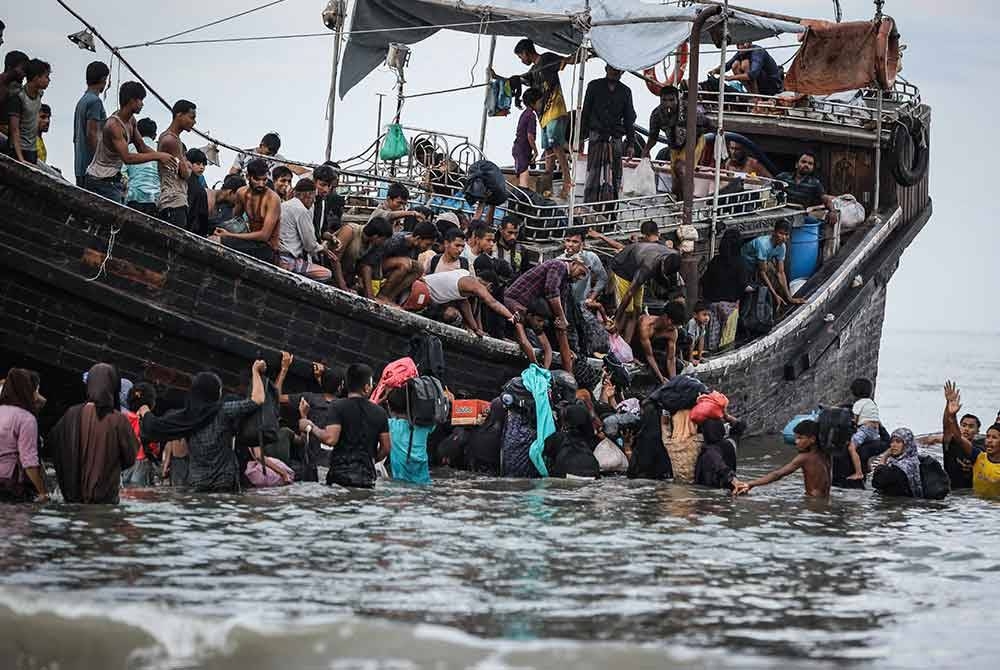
{"left": 49, "top": 363, "right": 138, "bottom": 504}
{"left": 700, "top": 227, "right": 749, "bottom": 351}
{"left": 140, "top": 361, "right": 265, "bottom": 493}
{"left": 694, "top": 418, "right": 744, "bottom": 491}
{"left": 0, "top": 368, "right": 48, "bottom": 502}
{"left": 543, "top": 403, "right": 600, "bottom": 479}
{"left": 871, "top": 428, "right": 924, "bottom": 498}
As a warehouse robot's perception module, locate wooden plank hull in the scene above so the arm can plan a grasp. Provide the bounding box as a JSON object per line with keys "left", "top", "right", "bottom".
{"left": 0, "top": 154, "right": 930, "bottom": 433}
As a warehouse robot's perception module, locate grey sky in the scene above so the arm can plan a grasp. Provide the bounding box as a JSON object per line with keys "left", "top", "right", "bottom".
{"left": 3, "top": 0, "right": 995, "bottom": 331}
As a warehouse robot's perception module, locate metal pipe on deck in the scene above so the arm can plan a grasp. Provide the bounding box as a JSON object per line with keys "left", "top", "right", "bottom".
{"left": 709, "top": 1, "right": 729, "bottom": 257}
{"left": 683, "top": 4, "right": 723, "bottom": 228}
{"left": 323, "top": 0, "right": 347, "bottom": 161}
{"left": 479, "top": 34, "right": 498, "bottom": 151}
{"left": 567, "top": 37, "right": 589, "bottom": 230}
{"left": 873, "top": 90, "right": 883, "bottom": 216}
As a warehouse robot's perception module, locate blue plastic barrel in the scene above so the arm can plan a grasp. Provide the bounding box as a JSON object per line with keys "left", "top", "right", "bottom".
{"left": 789, "top": 221, "right": 821, "bottom": 281}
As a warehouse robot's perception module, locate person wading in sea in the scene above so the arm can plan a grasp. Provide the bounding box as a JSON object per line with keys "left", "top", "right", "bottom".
{"left": 49, "top": 364, "right": 138, "bottom": 504}
{"left": 214, "top": 158, "right": 281, "bottom": 263}
{"left": 734, "top": 419, "right": 831, "bottom": 498}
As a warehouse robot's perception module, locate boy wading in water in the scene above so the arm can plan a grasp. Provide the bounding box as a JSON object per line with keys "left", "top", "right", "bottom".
{"left": 734, "top": 420, "right": 831, "bottom": 497}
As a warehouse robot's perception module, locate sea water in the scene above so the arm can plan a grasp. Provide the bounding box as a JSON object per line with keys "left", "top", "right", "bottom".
{"left": 1, "top": 329, "right": 998, "bottom": 670}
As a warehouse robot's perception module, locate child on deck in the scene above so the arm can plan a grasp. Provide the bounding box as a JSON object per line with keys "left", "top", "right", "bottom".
{"left": 847, "top": 378, "right": 881, "bottom": 481}
{"left": 734, "top": 420, "right": 831, "bottom": 497}
{"left": 513, "top": 88, "right": 541, "bottom": 188}
{"left": 686, "top": 302, "right": 711, "bottom": 364}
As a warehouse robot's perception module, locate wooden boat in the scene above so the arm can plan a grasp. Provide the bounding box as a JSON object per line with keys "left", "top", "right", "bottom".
{"left": 0, "top": 1, "right": 932, "bottom": 433}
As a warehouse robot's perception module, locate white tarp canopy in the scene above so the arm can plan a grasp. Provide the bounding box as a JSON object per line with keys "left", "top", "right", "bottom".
{"left": 340, "top": 0, "right": 804, "bottom": 97}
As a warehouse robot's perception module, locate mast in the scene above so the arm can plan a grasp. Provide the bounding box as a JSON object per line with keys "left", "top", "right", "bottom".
{"left": 566, "top": 1, "right": 590, "bottom": 230}
{"left": 479, "top": 34, "right": 498, "bottom": 150}
{"left": 323, "top": 0, "right": 348, "bottom": 162}
{"left": 683, "top": 4, "right": 723, "bottom": 228}
{"left": 709, "top": 1, "right": 729, "bottom": 257}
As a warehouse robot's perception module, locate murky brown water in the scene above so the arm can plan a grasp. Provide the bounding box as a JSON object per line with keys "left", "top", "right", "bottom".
{"left": 1, "top": 436, "right": 998, "bottom": 669}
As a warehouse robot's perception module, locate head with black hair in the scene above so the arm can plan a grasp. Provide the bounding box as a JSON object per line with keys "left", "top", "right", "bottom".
{"left": 0, "top": 368, "right": 37, "bottom": 415}
{"left": 127, "top": 382, "right": 157, "bottom": 413}
{"left": 345, "top": 363, "right": 374, "bottom": 396}
{"left": 363, "top": 217, "right": 393, "bottom": 242}
{"left": 24, "top": 59, "right": 50, "bottom": 90}
{"left": 386, "top": 182, "right": 409, "bottom": 209}
{"left": 514, "top": 39, "right": 538, "bottom": 65}
{"left": 794, "top": 419, "right": 820, "bottom": 452}
{"left": 85, "top": 60, "right": 109, "bottom": 87}
{"left": 525, "top": 297, "right": 552, "bottom": 332}
{"left": 467, "top": 221, "right": 496, "bottom": 256}
{"left": 320, "top": 366, "right": 344, "bottom": 397}
{"left": 640, "top": 219, "right": 659, "bottom": 240}
{"left": 313, "top": 164, "right": 338, "bottom": 196}
{"left": 850, "top": 378, "right": 873, "bottom": 400}
{"left": 220, "top": 174, "right": 246, "bottom": 203}
{"left": 772, "top": 218, "right": 791, "bottom": 246}
{"left": 293, "top": 177, "right": 317, "bottom": 208}
{"left": 796, "top": 151, "right": 818, "bottom": 177}
{"left": 137, "top": 117, "right": 157, "bottom": 140}
{"left": 186, "top": 148, "right": 207, "bottom": 168}
{"left": 171, "top": 100, "right": 197, "bottom": 132}
{"left": 959, "top": 413, "right": 982, "bottom": 443}
{"left": 986, "top": 423, "right": 1000, "bottom": 460}
{"left": 663, "top": 301, "right": 686, "bottom": 327}
{"left": 522, "top": 87, "right": 542, "bottom": 111}
{"left": 246, "top": 158, "right": 270, "bottom": 192}
{"left": 38, "top": 103, "right": 51, "bottom": 134}
{"left": 259, "top": 132, "right": 281, "bottom": 155}
{"left": 3, "top": 50, "right": 28, "bottom": 77}
{"left": 118, "top": 81, "right": 147, "bottom": 112}
{"left": 271, "top": 165, "right": 294, "bottom": 199}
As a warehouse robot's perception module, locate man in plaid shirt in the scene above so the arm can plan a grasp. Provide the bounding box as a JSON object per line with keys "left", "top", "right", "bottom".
{"left": 504, "top": 256, "right": 589, "bottom": 372}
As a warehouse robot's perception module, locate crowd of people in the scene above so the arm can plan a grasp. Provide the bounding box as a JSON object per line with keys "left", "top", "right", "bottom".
{"left": 1, "top": 353, "right": 997, "bottom": 505}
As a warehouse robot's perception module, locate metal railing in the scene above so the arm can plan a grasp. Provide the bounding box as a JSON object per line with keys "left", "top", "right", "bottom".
{"left": 695, "top": 79, "right": 922, "bottom": 132}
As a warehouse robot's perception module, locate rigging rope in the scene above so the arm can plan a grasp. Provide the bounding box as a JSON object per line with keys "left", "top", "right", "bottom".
{"left": 117, "top": 17, "right": 532, "bottom": 49}
{"left": 118, "top": 0, "right": 290, "bottom": 50}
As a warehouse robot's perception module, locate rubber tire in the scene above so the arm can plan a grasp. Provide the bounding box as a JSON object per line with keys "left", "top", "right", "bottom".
{"left": 889, "top": 117, "right": 929, "bottom": 188}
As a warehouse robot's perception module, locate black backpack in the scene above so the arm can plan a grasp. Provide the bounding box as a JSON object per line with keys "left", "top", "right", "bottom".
{"left": 236, "top": 380, "right": 280, "bottom": 448}
{"left": 407, "top": 376, "right": 451, "bottom": 427}
{"left": 817, "top": 406, "right": 853, "bottom": 454}
{"left": 501, "top": 377, "right": 535, "bottom": 414}
{"left": 409, "top": 333, "right": 446, "bottom": 383}
{"left": 919, "top": 455, "right": 950, "bottom": 500}
{"left": 740, "top": 284, "right": 775, "bottom": 336}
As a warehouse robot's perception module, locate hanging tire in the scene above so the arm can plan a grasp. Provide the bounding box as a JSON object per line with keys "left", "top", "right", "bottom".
{"left": 889, "top": 116, "right": 929, "bottom": 187}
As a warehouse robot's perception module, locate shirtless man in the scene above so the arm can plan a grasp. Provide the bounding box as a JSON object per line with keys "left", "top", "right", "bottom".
{"left": 634, "top": 301, "right": 686, "bottom": 383}
{"left": 724, "top": 140, "right": 771, "bottom": 178}
{"left": 214, "top": 158, "right": 281, "bottom": 263}
{"left": 407, "top": 269, "right": 516, "bottom": 337}
{"left": 734, "top": 419, "right": 831, "bottom": 497}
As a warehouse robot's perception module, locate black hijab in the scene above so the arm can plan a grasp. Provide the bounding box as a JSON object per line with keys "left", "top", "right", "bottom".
{"left": 140, "top": 372, "right": 224, "bottom": 443}
{"left": 701, "top": 228, "right": 748, "bottom": 304}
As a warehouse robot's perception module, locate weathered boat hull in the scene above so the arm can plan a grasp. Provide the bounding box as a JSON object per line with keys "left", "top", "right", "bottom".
{"left": 0, "top": 155, "right": 929, "bottom": 433}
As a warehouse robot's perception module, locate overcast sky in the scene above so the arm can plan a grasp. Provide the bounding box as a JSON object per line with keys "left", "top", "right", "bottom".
{"left": 2, "top": 0, "right": 996, "bottom": 333}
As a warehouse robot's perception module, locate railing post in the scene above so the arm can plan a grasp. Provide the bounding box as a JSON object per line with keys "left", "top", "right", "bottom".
{"left": 873, "top": 88, "right": 884, "bottom": 218}
{"left": 567, "top": 38, "right": 589, "bottom": 230}
{"left": 479, "top": 34, "right": 498, "bottom": 151}
{"left": 683, "top": 4, "right": 723, "bottom": 228}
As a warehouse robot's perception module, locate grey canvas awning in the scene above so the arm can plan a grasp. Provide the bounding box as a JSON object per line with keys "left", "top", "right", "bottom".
{"left": 340, "top": 0, "right": 804, "bottom": 98}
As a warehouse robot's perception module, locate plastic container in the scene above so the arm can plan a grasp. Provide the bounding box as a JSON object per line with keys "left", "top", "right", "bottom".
{"left": 789, "top": 221, "right": 821, "bottom": 280}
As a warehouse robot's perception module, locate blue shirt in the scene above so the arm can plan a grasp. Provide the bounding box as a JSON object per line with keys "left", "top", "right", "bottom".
{"left": 742, "top": 234, "right": 786, "bottom": 273}
{"left": 123, "top": 137, "right": 161, "bottom": 204}
{"left": 388, "top": 417, "right": 432, "bottom": 484}
{"left": 73, "top": 90, "right": 106, "bottom": 178}
{"left": 726, "top": 46, "right": 783, "bottom": 95}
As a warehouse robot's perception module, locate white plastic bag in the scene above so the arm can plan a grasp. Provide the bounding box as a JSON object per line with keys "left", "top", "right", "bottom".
{"left": 832, "top": 194, "right": 866, "bottom": 229}
{"left": 622, "top": 158, "right": 657, "bottom": 197}
{"left": 594, "top": 438, "right": 630, "bottom": 473}
{"left": 608, "top": 333, "right": 634, "bottom": 364}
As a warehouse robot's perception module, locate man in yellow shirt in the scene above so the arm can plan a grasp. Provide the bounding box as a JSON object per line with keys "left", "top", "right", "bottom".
{"left": 35, "top": 103, "right": 50, "bottom": 163}
{"left": 944, "top": 381, "right": 1000, "bottom": 497}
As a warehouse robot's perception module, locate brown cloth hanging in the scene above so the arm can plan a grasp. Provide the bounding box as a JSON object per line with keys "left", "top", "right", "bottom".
{"left": 784, "top": 18, "right": 900, "bottom": 96}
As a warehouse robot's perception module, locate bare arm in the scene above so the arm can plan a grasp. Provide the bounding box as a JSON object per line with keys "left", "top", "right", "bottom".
{"left": 221, "top": 194, "right": 280, "bottom": 241}
{"left": 613, "top": 270, "right": 645, "bottom": 322}
{"left": 587, "top": 228, "right": 625, "bottom": 252}
{"left": 538, "top": 332, "right": 553, "bottom": 370}
{"left": 359, "top": 264, "right": 374, "bottom": 298}
{"left": 158, "top": 133, "right": 191, "bottom": 179}
{"left": 943, "top": 381, "right": 973, "bottom": 457}
{"left": 376, "top": 432, "right": 391, "bottom": 463}
{"left": 111, "top": 124, "right": 172, "bottom": 167}
{"left": 513, "top": 323, "right": 539, "bottom": 365}
{"left": 250, "top": 361, "right": 266, "bottom": 406}
{"left": 747, "top": 454, "right": 805, "bottom": 489}
{"left": 86, "top": 119, "right": 101, "bottom": 155}
{"left": 457, "top": 299, "right": 483, "bottom": 336}
{"left": 757, "top": 261, "right": 783, "bottom": 305}
{"left": 638, "top": 326, "right": 666, "bottom": 384}
{"left": 275, "top": 351, "right": 293, "bottom": 396}
{"left": 665, "top": 330, "right": 677, "bottom": 379}
{"left": 8, "top": 114, "right": 25, "bottom": 162}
